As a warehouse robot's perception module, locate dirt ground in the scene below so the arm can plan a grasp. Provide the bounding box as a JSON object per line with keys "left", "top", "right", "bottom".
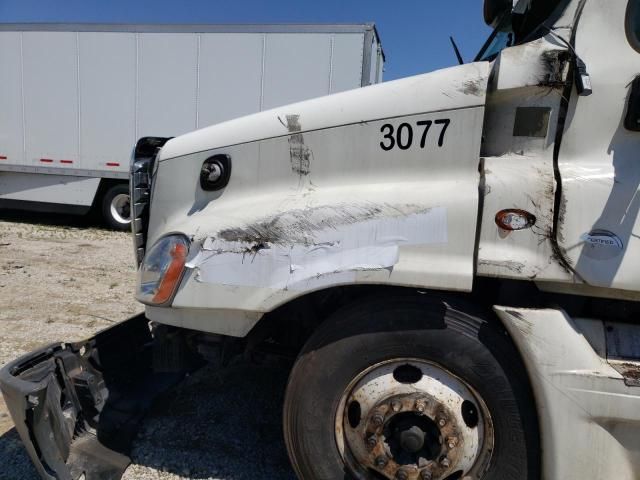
{"left": 0, "top": 212, "right": 142, "bottom": 368}
{"left": 0, "top": 210, "right": 294, "bottom": 480}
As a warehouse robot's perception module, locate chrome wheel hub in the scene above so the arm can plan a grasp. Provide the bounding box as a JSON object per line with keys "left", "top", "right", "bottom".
{"left": 110, "top": 193, "right": 131, "bottom": 224}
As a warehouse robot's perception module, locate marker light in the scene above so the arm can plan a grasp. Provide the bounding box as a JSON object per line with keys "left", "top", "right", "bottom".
{"left": 137, "top": 235, "right": 189, "bottom": 305}
{"left": 495, "top": 209, "right": 536, "bottom": 231}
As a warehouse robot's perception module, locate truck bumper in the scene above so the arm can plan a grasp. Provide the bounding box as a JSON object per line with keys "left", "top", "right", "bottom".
{"left": 0, "top": 314, "right": 195, "bottom": 480}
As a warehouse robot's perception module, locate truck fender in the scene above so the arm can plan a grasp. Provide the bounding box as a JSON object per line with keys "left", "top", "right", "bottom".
{"left": 494, "top": 306, "right": 640, "bottom": 479}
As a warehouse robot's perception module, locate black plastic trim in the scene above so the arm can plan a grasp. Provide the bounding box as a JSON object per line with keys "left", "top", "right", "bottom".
{"left": 200, "top": 154, "right": 231, "bottom": 192}
{"left": 130, "top": 137, "right": 172, "bottom": 265}
{"left": 0, "top": 315, "right": 197, "bottom": 480}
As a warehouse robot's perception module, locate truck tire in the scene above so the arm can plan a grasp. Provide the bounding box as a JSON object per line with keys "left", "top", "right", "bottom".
{"left": 101, "top": 183, "right": 131, "bottom": 231}
{"left": 283, "top": 294, "right": 540, "bottom": 480}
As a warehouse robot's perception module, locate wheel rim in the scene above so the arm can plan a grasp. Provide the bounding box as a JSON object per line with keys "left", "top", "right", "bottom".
{"left": 335, "top": 359, "right": 494, "bottom": 480}
{"left": 110, "top": 193, "right": 131, "bottom": 225}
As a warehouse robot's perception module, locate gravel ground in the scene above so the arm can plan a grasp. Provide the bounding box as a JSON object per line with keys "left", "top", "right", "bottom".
{"left": 0, "top": 210, "right": 295, "bottom": 480}
{"left": 122, "top": 364, "right": 295, "bottom": 480}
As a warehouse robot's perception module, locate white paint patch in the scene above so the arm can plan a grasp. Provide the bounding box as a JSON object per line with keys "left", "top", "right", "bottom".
{"left": 186, "top": 206, "right": 447, "bottom": 291}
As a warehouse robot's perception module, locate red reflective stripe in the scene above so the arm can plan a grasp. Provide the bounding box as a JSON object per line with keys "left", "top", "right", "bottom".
{"left": 0, "top": 156, "right": 7, "bottom": 160}
{"left": 39, "top": 158, "right": 54, "bottom": 163}
{"left": 106, "top": 162, "right": 120, "bottom": 167}
{"left": 60, "top": 160, "right": 73, "bottom": 164}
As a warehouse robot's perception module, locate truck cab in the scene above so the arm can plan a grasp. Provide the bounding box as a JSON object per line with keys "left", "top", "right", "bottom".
{"left": 2, "top": 1, "right": 640, "bottom": 479}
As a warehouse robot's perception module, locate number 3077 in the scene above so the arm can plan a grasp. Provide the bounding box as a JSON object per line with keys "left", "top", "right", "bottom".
{"left": 379, "top": 119, "right": 450, "bottom": 151}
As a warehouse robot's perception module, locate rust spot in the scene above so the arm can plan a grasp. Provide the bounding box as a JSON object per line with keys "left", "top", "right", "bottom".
{"left": 609, "top": 361, "right": 640, "bottom": 387}
{"left": 621, "top": 364, "right": 640, "bottom": 380}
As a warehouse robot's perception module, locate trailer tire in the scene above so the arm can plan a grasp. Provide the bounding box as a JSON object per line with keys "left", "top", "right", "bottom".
{"left": 101, "top": 183, "right": 131, "bottom": 231}
{"left": 283, "top": 294, "right": 539, "bottom": 480}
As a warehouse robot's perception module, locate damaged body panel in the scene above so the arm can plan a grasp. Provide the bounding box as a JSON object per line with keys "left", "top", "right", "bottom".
{"left": 4, "top": 2, "right": 640, "bottom": 479}
{"left": 479, "top": 0, "right": 640, "bottom": 301}
{"left": 145, "top": 63, "right": 490, "bottom": 332}
{"left": 477, "top": 33, "right": 576, "bottom": 282}
{"left": 0, "top": 315, "right": 195, "bottom": 480}
{"left": 495, "top": 307, "right": 640, "bottom": 479}
{"left": 555, "top": 0, "right": 640, "bottom": 295}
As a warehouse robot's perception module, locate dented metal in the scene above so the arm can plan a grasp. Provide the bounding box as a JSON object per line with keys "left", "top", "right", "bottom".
{"left": 145, "top": 63, "right": 489, "bottom": 320}
{"left": 135, "top": 2, "right": 640, "bottom": 476}
{"left": 185, "top": 203, "right": 446, "bottom": 291}
{"left": 496, "top": 307, "right": 640, "bottom": 479}
{"left": 3, "top": 1, "right": 640, "bottom": 480}
{"left": 0, "top": 316, "right": 197, "bottom": 480}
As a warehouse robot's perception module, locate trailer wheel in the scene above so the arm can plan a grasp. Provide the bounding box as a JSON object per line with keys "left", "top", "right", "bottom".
{"left": 283, "top": 295, "right": 539, "bottom": 480}
{"left": 101, "top": 183, "right": 131, "bottom": 230}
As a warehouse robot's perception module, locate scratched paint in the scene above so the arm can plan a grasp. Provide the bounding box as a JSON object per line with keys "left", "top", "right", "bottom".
{"left": 186, "top": 205, "right": 448, "bottom": 291}
{"left": 285, "top": 114, "right": 312, "bottom": 177}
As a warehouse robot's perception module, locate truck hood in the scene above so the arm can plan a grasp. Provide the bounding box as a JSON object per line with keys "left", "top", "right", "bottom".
{"left": 146, "top": 61, "right": 490, "bottom": 327}
{"left": 158, "top": 62, "right": 489, "bottom": 162}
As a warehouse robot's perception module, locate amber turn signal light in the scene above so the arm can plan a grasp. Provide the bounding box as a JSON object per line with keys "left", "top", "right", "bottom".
{"left": 152, "top": 242, "right": 188, "bottom": 304}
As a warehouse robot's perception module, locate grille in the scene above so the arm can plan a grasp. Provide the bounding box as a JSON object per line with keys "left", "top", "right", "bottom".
{"left": 130, "top": 157, "right": 152, "bottom": 265}
{"left": 130, "top": 137, "right": 172, "bottom": 265}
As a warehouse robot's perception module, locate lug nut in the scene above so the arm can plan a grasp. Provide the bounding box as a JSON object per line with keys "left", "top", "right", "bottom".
{"left": 396, "top": 469, "right": 409, "bottom": 480}
{"left": 415, "top": 400, "right": 426, "bottom": 413}
{"left": 420, "top": 470, "right": 433, "bottom": 480}
{"left": 438, "top": 416, "right": 447, "bottom": 427}
{"left": 372, "top": 413, "right": 385, "bottom": 427}
{"left": 366, "top": 435, "right": 378, "bottom": 448}
{"left": 391, "top": 400, "right": 402, "bottom": 412}
{"left": 447, "top": 436, "right": 458, "bottom": 449}
{"left": 375, "top": 456, "right": 388, "bottom": 468}
{"left": 441, "top": 457, "right": 451, "bottom": 468}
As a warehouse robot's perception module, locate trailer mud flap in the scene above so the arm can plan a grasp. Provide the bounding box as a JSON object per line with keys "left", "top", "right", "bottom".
{"left": 0, "top": 314, "right": 197, "bottom": 480}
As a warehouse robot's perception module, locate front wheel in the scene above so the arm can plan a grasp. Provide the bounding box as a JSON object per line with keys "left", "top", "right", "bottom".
{"left": 101, "top": 183, "right": 131, "bottom": 231}
{"left": 283, "top": 295, "right": 540, "bottom": 480}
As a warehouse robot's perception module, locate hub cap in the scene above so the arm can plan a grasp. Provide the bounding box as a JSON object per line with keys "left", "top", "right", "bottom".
{"left": 336, "top": 359, "right": 494, "bottom": 480}
{"left": 110, "top": 193, "right": 131, "bottom": 225}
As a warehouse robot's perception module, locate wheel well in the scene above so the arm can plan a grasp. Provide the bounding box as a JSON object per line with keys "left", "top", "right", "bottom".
{"left": 243, "top": 282, "right": 520, "bottom": 361}
{"left": 92, "top": 178, "right": 129, "bottom": 208}
{"left": 246, "top": 285, "right": 400, "bottom": 353}
{"left": 239, "top": 275, "right": 640, "bottom": 371}
{"left": 277, "top": 286, "right": 542, "bottom": 480}
{"left": 201, "top": 278, "right": 640, "bottom": 418}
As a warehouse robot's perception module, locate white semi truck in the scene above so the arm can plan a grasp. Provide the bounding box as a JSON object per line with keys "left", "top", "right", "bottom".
{"left": 2, "top": 0, "right": 640, "bottom": 479}
{"left": 0, "top": 23, "right": 383, "bottom": 229}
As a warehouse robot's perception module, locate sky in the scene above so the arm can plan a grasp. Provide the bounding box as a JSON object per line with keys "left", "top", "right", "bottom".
{"left": 0, "top": 0, "right": 493, "bottom": 81}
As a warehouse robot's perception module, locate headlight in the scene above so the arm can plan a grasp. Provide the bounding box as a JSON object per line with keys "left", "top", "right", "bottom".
{"left": 136, "top": 234, "right": 189, "bottom": 305}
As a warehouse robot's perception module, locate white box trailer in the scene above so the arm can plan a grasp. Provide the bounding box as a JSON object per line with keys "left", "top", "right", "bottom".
{"left": 0, "top": 23, "right": 384, "bottom": 228}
